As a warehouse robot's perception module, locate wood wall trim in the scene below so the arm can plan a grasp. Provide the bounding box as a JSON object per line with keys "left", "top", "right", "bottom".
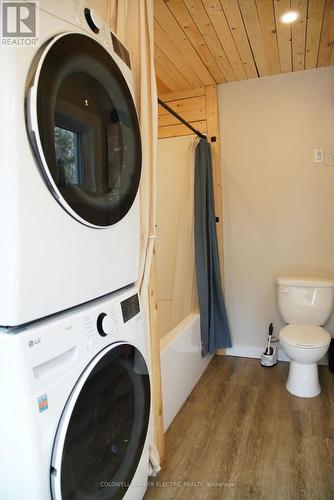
{"left": 158, "top": 88, "right": 207, "bottom": 140}
{"left": 205, "top": 85, "right": 224, "bottom": 282}
{"left": 159, "top": 87, "right": 205, "bottom": 103}
{"left": 148, "top": 247, "right": 165, "bottom": 462}
{"left": 158, "top": 120, "right": 207, "bottom": 139}
{"left": 205, "top": 85, "right": 226, "bottom": 356}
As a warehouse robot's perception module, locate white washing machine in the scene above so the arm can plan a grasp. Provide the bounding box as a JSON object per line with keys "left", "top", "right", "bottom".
{"left": 0, "top": 286, "right": 151, "bottom": 500}
{"left": 0, "top": 1, "right": 142, "bottom": 326}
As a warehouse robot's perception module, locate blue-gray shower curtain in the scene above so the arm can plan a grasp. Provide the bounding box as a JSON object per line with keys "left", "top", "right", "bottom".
{"left": 194, "top": 138, "right": 232, "bottom": 356}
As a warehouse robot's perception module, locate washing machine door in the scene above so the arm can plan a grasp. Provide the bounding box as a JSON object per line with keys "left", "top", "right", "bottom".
{"left": 51, "top": 343, "right": 150, "bottom": 500}
{"left": 27, "top": 33, "right": 142, "bottom": 228}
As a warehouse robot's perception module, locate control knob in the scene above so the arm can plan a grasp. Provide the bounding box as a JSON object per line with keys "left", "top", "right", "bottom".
{"left": 96, "top": 312, "right": 112, "bottom": 337}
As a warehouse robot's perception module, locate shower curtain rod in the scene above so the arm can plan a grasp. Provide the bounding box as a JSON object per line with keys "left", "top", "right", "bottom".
{"left": 158, "top": 98, "right": 207, "bottom": 140}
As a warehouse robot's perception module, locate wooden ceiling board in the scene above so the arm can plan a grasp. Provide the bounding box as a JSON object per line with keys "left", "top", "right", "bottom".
{"left": 256, "top": 0, "right": 281, "bottom": 75}
{"left": 154, "top": 0, "right": 334, "bottom": 94}
{"left": 238, "top": 0, "right": 270, "bottom": 76}
{"left": 306, "top": 0, "right": 326, "bottom": 69}
{"left": 165, "top": 0, "right": 226, "bottom": 83}
{"left": 202, "top": 0, "right": 247, "bottom": 80}
{"left": 291, "top": 0, "right": 307, "bottom": 71}
{"left": 220, "top": 0, "right": 258, "bottom": 78}
{"left": 154, "top": 0, "right": 215, "bottom": 85}
{"left": 157, "top": 77, "right": 173, "bottom": 94}
{"left": 183, "top": 0, "right": 236, "bottom": 81}
{"left": 154, "top": 20, "right": 203, "bottom": 88}
{"left": 318, "top": 0, "right": 334, "bottom": 67}
{"left": 273, "top": 0, "right": 293, "bottom": 73}
{"left": 155, "top": 45, "right": 188, "bottom": 91}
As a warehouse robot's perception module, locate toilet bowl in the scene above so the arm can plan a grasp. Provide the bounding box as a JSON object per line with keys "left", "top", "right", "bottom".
{"left": 277, "top": 276, "right": 334, "bottom": 398}
{"left": 279, "top": 324, "right": 330, "bottom": 397}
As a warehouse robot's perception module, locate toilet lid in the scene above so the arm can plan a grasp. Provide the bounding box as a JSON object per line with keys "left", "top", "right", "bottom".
{"left": 279, "top": 325, "right": 331, "bottom": 348}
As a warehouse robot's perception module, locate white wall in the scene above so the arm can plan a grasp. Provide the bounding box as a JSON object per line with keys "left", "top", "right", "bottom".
{"left": 219, "top": 67, "right": 334, "bottom": 355}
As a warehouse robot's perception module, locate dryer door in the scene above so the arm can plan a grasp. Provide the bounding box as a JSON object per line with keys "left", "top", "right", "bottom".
{"left": 27, "top": 33, "right": 142, "bottom": 228}
{"left": 51, "top": 343, "right": 150, "bottom": 500}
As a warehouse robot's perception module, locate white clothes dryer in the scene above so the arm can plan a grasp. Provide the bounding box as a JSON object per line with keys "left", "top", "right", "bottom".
{"left": 0, "top": 286, "right": 151, "bottom": 500}
{"left": 0, "top": 1, "right": 142, "bottom": 326}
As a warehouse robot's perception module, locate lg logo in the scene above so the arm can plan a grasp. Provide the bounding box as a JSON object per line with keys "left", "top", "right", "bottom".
{"left": 28, "top": 338, "right": 41, "bottom": 348}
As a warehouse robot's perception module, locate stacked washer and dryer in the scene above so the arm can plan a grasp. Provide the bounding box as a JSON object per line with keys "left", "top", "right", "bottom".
{"left": 0, "top": 2, "right": 151, "bottom": 499}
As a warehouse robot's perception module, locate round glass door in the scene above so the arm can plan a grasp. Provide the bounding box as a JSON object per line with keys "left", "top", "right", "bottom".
{"left": 27, "top": 33, "right": 142, "bottom": 227}
{"left": 51, "top": 344, "right": 150, "bottom": 500}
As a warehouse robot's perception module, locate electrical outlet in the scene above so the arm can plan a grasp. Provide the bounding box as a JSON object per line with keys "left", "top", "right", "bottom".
{"left": 314, "top": 148, "right": 324, "bottom": 163}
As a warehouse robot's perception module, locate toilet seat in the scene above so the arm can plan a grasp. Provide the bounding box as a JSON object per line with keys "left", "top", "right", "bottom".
{"left": 280, "top": 324, "right": 331, "bottom": 349}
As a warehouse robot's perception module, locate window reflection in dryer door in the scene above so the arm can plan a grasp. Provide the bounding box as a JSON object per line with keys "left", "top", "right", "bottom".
{"left": 54, "top": 127, "right": 81, "bottom": 187}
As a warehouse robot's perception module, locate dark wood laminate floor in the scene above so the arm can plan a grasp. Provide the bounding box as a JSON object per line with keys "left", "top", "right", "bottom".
{"left": 145, "top": 356, "right": 334, "bottom": 500}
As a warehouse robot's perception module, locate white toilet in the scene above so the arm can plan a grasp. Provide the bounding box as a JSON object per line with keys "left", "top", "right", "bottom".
{"left": 277, "top": 276, "right": 334, "bottom": 398}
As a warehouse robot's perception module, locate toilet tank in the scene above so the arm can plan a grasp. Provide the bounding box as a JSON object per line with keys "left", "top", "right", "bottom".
{"left": 277, "top": 277, "right": 334, "bottom": 325}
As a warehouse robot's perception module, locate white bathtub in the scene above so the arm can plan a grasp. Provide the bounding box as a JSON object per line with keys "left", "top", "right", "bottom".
{"left": 160, "top": 312, "right": 213, "bottom": 431}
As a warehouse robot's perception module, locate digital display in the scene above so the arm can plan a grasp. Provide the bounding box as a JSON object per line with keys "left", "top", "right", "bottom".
{"left": 121, "top": 294, "right": 140, "bottom": 323}
{"left": 111, "top": 32, "right": 131, "bottom": 69}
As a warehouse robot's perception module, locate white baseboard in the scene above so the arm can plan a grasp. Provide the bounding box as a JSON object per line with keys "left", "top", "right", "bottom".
{"left": 226, "top": 344, "right": 328, "bottom": 365}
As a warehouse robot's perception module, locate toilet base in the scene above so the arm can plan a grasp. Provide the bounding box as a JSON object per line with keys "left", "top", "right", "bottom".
{"left": 286, "top": 361, "right": 321, "bottom": 398}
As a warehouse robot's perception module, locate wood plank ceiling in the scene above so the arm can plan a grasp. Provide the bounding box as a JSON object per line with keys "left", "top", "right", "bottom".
{"left": 154, "top": 0, "right": 334, "bottom": 94}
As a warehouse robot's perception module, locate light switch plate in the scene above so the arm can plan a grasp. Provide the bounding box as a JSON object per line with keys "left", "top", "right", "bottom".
{"left": 314, "top": 148, "right": 324, "bottom": 163}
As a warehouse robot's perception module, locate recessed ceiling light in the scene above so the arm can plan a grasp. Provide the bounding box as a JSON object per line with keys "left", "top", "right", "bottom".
{"left": 279, "top": 11, "right": 300, "bottom": 24}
